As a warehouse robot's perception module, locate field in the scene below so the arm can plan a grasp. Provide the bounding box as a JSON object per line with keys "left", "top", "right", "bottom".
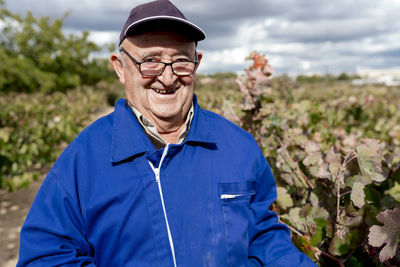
{"left": 1, "top": 62, "right": 400, "bottom": 265}
{"left": 196, "top": 58, "right": 400, "bottom": 266}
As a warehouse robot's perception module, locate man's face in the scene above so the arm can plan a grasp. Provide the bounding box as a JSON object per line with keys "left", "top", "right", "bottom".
{"left": 111, "top": 31, "right": 202, "bottom": 130}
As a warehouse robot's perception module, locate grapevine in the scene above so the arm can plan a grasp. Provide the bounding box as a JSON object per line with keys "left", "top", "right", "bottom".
{"left": 228, "top": 52, "right": 400, "bottom": 266}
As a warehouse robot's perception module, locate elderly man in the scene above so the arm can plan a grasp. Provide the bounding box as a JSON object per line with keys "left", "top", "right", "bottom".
{"left": 18, "top": 1, "right": 316, "bottom": 266}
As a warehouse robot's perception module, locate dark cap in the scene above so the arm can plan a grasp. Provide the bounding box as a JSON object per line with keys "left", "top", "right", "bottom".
{"left": 119, "top": 0, "right": 206, "bottom": 45}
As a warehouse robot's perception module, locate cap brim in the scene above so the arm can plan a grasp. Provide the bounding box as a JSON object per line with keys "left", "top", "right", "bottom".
{"left": 123, "top": 16, "right": 206, "bottom": 43}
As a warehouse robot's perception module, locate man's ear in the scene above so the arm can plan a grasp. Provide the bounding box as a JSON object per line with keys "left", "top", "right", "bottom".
{"left": 196, "top": 51, "right": 203, "bottom": 69}
{"left": 110, "top": 53, "right": 125, "bottom": 84}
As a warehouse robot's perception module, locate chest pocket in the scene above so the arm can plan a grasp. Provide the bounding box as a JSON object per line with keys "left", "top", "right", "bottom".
{"left": 219, "top": 181, "right": 257, "bottom": 267}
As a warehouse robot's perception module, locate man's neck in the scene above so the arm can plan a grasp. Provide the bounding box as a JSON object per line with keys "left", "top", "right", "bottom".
{"left": 158, "top": 124, "right": 186, "bottom": 144}
{"left": 151, "top": 114, "right": 183, "bottom": 131}
{"left": 127, "top": 101, "right": 194, "bottom": 146}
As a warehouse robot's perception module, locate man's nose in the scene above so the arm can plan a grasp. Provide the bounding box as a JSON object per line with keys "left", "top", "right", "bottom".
{"left": 157, "top": 64, "right": 177, "bottom": 85}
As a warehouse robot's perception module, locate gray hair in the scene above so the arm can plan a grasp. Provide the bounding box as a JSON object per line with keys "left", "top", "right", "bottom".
{"left": 118, "top": 44, "right": 127, "bottom": 67}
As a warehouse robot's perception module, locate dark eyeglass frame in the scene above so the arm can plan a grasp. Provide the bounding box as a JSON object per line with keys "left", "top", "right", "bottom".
{"left": 120, "top": 48, "right": 198, "bottom": 77}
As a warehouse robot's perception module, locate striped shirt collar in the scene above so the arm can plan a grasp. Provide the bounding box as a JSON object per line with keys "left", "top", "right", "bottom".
{"left": 127, "top": 101, "right": 194, "bottom": 148}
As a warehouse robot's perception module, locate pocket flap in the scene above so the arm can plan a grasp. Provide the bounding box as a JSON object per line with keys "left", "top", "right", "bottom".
{"left": 219, "top": 181, "right": 257, "bottom": 199}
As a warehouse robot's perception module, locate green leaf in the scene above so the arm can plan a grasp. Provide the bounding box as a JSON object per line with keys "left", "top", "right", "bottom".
{"left": 292, "top": 235, "right": 316, "bottom": 261}
{"left": 325, "top": 221, "right": 334, "bottom": 239}
{"left": 386, "top": 182, "right": 400, "bottom": 202}
{"left": 357, "top": 156, "right": 386, "bottom": 182}
{"left": 281, "top": 207, "right": 303, "bottom": 231}
{"left": 305, "top": 141, "right": 320, "bottom": 154}
{"left": 276, "top": 186, "right": 294, "bottom": 210}
{"left": 345, "top": 175, "right": 372, "bottom": 187}
{"left": 303, "top": 152, "right": 320, "bottom": 166}
{"left": 368, "top": 207, "right": 400, "bottom": 262}
{"left": 0, "top": 127, "right": 12, "bottom": 142}
{"left": 356, "top": 139, "right": 386, "bottom": 182}
{"left": 342, "top": 212, "right": 363, "bottom": 227}
{"left": 279, "top": 173, "right": 295, "bottom": 186}
{"left": 283, "top": 128, "right": 307, "bottom": 146}
{"left": 351, "top": 182, "right": 365, "bottom": 209}
{"left": 310, "top": 218, "right": 326, "bottom": 246}
{"left": 346, "top": 256, "right": 364, "bottom": 267}
{"left": 329, "top": 226, "right": 360, "bottom": 256}
{"left": 308, "top": 204, "right": 329, "bottom": 220}
{"left": 329, "top": 160, "right": 341, "bottom": 181}
{"left": 364, "top": 187, "right": 381, "bottom": 205}
{"left": 308, "top": 192, "right": 320, "bottom": 207}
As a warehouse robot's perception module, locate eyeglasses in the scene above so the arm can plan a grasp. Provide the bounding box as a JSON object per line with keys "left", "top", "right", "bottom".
{"left": 120, "top": 48, "right": 198, "bottom": 77}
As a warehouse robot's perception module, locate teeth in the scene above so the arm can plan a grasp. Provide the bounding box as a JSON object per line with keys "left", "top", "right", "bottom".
{"left": 153, "top": 88, "right": 177, "bottom": 94}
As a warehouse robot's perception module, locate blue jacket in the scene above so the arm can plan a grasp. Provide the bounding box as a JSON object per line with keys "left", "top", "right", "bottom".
{"left": 18, "top": 97, "right": 316, "bottom": 266}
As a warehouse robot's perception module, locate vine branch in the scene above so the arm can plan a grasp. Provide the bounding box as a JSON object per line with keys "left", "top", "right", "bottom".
{"left": 336, "top": 152, "right": 356, "bottom": 223}
{"left": 317, "top": 249, "right": 345, "bottom": 267}
{"left": 283, "top": 221, "right": 304, "bottom": 237}
{"left": 280, "top": 218, "right": 345, "bottom": 267}
{"left": 277, "top": 137, "right": 315, "bottom": 190}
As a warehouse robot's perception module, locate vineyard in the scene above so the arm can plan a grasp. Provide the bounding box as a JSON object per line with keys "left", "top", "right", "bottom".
{"left": 2, "top": 58, "right": 399, "bottom": 266}
{"left": 1, "top": 2, "right": 400, "bottom": 266}
{"left": 198, "top": 53, "right": 400, "bottom": 266}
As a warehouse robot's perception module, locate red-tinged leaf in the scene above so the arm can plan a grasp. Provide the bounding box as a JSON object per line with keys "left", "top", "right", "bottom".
{"left": 305, "top": 141, "right": 320, "bottom": 153}
{"left": 326, "top": 148, "right": 341, "bottom": 180}
{"left": 368, "top": 207, "right": 400, "bottom": 262}
{"left": 263, "top": 63, "right": 274, "bottom": 76}
{"left": 235, "top": 78, "right": 250, "bottom": 97}
{"left": 251, "top": 69, "right": 270, "bottom": 91}
{"left": 316, "top": 163, "right": 331, "bottom": 179}
{"left": 221, "top": 100, "right": 241, "bottom": 125}
{"left": 253, "top": 53, "right": 268, "bottom": 69}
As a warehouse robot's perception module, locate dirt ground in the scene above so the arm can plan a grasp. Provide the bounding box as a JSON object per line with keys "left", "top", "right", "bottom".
{"left": 0, "top": 107, "right": 114, "bottom": 267}
{"left": 0, "top": 176, "right": 43, "bottom": 267}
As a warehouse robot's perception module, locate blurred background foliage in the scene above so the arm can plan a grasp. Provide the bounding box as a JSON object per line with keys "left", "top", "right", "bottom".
{"left": 0, "top": 0, "right": 115, "bottom": 93}
{"left": 0, "top": 0, "right": 121, "bottom": 189}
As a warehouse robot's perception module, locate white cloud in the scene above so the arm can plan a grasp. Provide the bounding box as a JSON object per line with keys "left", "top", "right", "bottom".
{"left": 3, "top": 0, "right": 400, "bottom": 74}
{"left": 198, "top": 47, "right": 250, "bottom": 74}
{"left": 88, "top": 31, "right": 119, "bottom": 46}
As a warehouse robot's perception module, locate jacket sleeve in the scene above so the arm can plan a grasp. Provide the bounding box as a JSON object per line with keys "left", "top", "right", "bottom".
{"left": 248, "top": 158, "right": 317, "bottom": 267}
{"left": 17, "top": 168, "right": 96, "bottom": 266}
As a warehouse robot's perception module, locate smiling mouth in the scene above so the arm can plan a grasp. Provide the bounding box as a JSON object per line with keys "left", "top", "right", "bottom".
{"left": 152, "top": 88, "right": 178, "bottom": 94}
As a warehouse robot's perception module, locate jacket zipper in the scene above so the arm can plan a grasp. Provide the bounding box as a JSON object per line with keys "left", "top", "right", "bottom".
{"left": 148, "top": 144, "right": 177, "bottom": 267}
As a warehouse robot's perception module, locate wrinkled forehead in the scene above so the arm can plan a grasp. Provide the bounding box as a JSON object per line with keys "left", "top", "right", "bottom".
{"left": 123, "top": 30, "right": 196, "bottom": 53}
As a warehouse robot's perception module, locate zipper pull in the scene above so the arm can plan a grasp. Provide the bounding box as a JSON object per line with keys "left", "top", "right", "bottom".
{"left": 154, "top": 168, "right": 160, "bottom": 183}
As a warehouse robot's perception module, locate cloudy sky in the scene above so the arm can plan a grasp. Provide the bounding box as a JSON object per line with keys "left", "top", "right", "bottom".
{"left": 3, "top": 0, "right": 400, "bottom": 75}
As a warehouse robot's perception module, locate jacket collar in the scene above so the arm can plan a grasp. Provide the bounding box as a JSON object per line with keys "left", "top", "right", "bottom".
{"left": 111, "top": 95, "right": 216, "bottom": 163}
{"left": 185, "top": 95, "right": 217, "bottom": 144}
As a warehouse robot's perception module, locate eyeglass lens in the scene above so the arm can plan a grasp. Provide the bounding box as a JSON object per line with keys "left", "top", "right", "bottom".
{"left": 140, "top": 62, "right": 196, "bottom": 76}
